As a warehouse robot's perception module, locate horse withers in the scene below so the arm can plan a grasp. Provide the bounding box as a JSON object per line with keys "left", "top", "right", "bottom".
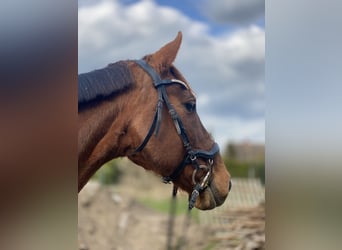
{"left": 78, "top": 32, "right": 231, "bottom": 210}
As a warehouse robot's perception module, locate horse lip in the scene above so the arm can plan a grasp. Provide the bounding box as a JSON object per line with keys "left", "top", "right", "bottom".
{"left": 194, "top": 184, "right": 227, "bottom": 210}
{"left": 207, "top": 184, "right": 226, "bottom": 207}
{"left": 194, "top": 188, "right": 216, "bottom": 210}
{"left": 205, "top": 186, "right": 217, "bottom": 208}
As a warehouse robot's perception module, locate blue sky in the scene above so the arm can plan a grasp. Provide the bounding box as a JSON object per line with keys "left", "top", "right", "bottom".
{"left": 80, "top": 0, "right": 265, "bottom": 34}
{"left": 78, "top": 0, "right": 265, "bottom": 148}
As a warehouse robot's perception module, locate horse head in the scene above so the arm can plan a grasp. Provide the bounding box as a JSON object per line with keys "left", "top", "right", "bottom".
{"left": 126, "top": 32, "right": 231, "bottom": 210}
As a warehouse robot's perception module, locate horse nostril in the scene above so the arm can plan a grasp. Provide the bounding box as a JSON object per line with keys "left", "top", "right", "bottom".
{"left": 228, "top": 180, "right": 232, "bottom": 192}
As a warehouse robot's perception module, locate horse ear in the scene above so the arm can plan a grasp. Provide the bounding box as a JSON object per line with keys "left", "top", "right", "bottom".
{"left": 150, "top": 31, "right": 182, "bottom": 70}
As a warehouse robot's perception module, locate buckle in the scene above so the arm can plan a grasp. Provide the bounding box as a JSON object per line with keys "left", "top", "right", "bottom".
{"left": 162, "top": 176, "right": 172, "bottom": 184}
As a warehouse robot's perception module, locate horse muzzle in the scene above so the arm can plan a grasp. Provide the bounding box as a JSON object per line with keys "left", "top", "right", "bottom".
{"left": 194, "top": 178, "right": 232, "bottom": 210}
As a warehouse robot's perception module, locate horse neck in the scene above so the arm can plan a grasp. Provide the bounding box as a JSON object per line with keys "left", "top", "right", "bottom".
{"left": 78, "top": 97, "right": 130, "bottom": 191}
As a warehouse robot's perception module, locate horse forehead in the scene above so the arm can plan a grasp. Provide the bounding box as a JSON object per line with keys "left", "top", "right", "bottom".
{"left": 185, "top": 82, "right": 197, "bottom": 98}
{"left": 168, "top": 65, "right": 196, "bottom": 97}
{"left": 170, "top": 79, "right": 196, "bottom": 97}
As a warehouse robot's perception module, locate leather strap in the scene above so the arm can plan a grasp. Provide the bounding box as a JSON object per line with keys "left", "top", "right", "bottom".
{"left": 132, "top": 59, "right": 219, "bottom": 185}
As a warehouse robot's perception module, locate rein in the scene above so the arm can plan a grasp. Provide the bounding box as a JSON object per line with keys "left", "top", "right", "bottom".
{"left": 132, "top": 59, "right": 220, "bottom": 249}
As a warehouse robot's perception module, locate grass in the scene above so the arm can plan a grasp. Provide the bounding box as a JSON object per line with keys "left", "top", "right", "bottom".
{"left": 203, "top": 241, "right": 218, "bottom": 250}
{"left": 138, "top": 196, "right": 200, "bottom": 222}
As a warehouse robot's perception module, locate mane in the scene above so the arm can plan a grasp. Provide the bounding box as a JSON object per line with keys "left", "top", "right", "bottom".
{"left": 78, "top": 61, "right": 133, "bottom": 105}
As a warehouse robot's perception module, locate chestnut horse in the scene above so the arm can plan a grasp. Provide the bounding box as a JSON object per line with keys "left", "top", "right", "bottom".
{"left": 78, "top": 32, "right": 231, "bottom": 210}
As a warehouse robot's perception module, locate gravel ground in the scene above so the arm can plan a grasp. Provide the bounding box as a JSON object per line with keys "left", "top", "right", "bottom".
{"left": 78, "top": 161, "right": 265, "bottom": 250}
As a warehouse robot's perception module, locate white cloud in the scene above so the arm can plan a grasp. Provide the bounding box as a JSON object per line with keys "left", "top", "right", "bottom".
{"left": 201, "top": 0, "right": 265, "bottom": 25}
{"left": 201, "top": 115, "right": 265, "bottom": 149}
{"left": 78, "top": 0, "right": 265, "bottom": 145}
{"left": 78, "top": 0, "right": 208, "bottom": 72}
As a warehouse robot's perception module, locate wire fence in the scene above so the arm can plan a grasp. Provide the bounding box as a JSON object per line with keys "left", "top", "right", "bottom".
{"left": 197, "top": 178, "right": 265, "bottom": 249}
{"left": 199, "top": 178, "right": 265, "bottom": 226}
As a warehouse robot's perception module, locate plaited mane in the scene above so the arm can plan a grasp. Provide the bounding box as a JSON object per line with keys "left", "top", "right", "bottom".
{"left": 78, "top": 61, "right": 133, "bottom": 105}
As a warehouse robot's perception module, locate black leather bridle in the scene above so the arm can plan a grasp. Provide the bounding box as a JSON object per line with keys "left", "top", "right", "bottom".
{"left": 131, "top": 59, "right": 220, "bottom": 210}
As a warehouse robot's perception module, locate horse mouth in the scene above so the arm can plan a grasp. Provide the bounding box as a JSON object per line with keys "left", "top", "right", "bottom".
{"left": 193, "top": 183, "right": 228, "bottom": 210}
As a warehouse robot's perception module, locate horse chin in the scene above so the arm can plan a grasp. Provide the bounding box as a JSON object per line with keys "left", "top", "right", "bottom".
{"left": 194, "top": 184, "right": 227, "bottom": 210}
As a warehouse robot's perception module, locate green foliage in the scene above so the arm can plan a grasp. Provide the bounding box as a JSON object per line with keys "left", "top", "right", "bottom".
{"left": 224, "top": 159, "right": 248, "bottom": 177}
{"left": 222, "top": 143, "right": 265, "bottom": 184}
{"left": 92, "top": 159, "right": 122, "bottom": 185}
{"left": 224, "top": 158, "right": 265, "bottom": 184}
{"left": 225, "top": 143, "right": 237, "bottom": 159}
{"left": 257, "top": 164, "right": 265, "bottom": 185}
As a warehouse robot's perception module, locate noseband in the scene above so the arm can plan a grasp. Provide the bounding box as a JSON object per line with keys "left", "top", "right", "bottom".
{"left": 132, "top": 59, "right": 220, "bottom": 209}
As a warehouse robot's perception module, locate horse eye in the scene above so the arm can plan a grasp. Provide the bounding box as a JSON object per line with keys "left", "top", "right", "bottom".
{"left": 184, "top": 102, "right": 196, "bottom": 113}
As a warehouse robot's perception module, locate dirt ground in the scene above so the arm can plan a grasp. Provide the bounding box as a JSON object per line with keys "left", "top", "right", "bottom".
{"left": 78, "top": 160, "right": 265, "bottom": 250}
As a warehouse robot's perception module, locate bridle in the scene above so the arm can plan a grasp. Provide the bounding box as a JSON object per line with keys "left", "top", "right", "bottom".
{"left": 132, "top": 59, "right": 220, "bottom": 210}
